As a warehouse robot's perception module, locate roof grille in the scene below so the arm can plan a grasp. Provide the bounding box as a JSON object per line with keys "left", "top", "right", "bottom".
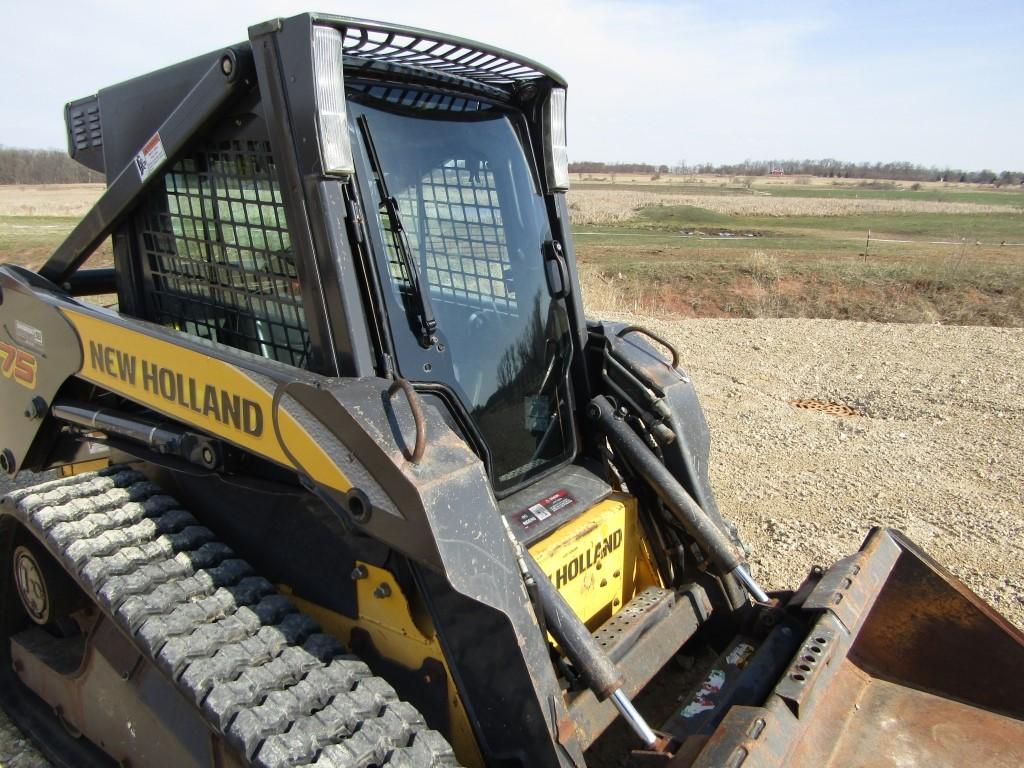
{"left": 347, "top": 83, "right": 493, "bottom": 112}
{"left": 321, "top": 15, "right": 562, "bottom": 90}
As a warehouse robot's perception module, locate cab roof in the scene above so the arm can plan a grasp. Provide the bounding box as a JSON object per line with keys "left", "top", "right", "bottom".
{"left": 308, "top": 13, "right": 567, "bottom": 93}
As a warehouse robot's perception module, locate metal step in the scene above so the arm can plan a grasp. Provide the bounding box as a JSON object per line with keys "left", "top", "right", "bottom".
{"left": 594, "top": 586, "right": 677, "bottom": 662}
{"left": 569, "top": 583, "right": 712, "bottom": 751}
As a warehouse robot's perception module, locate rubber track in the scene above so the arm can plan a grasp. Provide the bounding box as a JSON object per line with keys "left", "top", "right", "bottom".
{"left": 2, "top": 467, "right": 460, "bottom": 768}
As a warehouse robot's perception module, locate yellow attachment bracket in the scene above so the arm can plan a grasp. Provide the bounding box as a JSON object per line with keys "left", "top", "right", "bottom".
{"left": 285, "top": 563, "right": 484, "bottom": 767}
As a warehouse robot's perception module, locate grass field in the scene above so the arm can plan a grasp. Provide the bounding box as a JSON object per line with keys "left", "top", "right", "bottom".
{"left": 1, "top": 181, "right": 1022, "bottom": 326}
{"left": 570, "top": 177, "right": 1024, "bottom": 326}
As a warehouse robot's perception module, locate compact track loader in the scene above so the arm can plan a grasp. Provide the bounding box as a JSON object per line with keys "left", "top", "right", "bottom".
{"left": 0, "top": 13, "right": 1021, "bottom": 767}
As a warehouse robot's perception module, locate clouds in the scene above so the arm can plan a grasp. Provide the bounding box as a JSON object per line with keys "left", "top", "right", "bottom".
{"left": 2, "top": 1, "right": 1020, "bottom": 169}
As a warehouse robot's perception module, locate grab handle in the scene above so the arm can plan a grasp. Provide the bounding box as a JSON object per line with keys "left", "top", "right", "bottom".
{"left": 616, "top": 325, "right": 680, "bottom": 369}
{"left": 387, "top": 378, "right": 426, "bottom": 464}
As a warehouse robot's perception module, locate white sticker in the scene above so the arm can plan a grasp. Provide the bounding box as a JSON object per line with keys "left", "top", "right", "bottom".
{"left": 680, "top": 668, "right": 726, "bottom": 717}
{"left": 726, "top": 642, "right": 756, "bottom": 667}
{"left": 528, "top": 502, "right": 551, "bottom": 521}
{"left": 14, "top": 320, "right": 44, "bottom": 352}
{"left": 134, "top": 132, "right": 167, "bottom": 181}
{"left": 87, "top": 441, "right": 108, "bottom": 455}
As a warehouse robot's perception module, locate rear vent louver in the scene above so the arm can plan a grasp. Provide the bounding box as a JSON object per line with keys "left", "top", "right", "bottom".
{"left": 64, "top": 95, "right": 105, "bottom": 173}
{"left": 69, "top": 102, "right": 103, "bottom": 150}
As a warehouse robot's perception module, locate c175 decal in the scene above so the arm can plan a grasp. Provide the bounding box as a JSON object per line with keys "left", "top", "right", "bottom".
{"left": 0, "top": 341, "right": 37, "bottom": 389}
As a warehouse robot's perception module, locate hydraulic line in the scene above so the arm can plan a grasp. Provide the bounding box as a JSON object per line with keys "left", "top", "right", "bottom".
{"left": 501, "top": 519, "right": 658, "bottom": 747}
{"left": 588, "top": 395, "right": 770, "bottom": 603}
{"left": 522, "top": 550, "right": 658, "bottom": 748}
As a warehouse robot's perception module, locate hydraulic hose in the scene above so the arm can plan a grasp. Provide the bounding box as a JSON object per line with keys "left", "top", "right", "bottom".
{"left": 524, "top": 552, "right": 623, "bottom": 700}
{"left": 500, "top": 518, "right": 657, "bottom": 747}
{"left": 588, "top": 395, "right": 769, "bottom": 603}
{"left": 523, "top": 550, "right": 658, "bottom": 748}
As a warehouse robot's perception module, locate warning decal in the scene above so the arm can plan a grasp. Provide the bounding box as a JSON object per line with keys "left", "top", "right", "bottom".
{"left": 514, "top": 489, "right": 577, "bottom": 530}
{"left": 134, "top": 132, "right": 167, "bottom": 181}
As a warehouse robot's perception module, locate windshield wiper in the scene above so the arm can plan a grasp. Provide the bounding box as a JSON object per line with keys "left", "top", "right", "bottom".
{"left": 357, "top": 114, "right": 438, "bottom": 348}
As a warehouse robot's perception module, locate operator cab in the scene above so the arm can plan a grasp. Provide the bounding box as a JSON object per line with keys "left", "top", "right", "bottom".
{"left": 306, "top": 23, "right": 582, "bottom": 495}
{"left": 348, "top": 89, "right": 575, "bottom": 492}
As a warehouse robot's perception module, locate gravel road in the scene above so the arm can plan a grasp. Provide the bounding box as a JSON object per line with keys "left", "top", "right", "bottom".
{"left": 0, "top": 318, "right": 1021, "bottom": 764}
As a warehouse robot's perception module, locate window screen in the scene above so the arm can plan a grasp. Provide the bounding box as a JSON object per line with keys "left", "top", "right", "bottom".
{"left": 383, "top": 159, "right": 516, "bottom": 315}
{"left": 138, "top": 138, "right": 310, "bottom": 367}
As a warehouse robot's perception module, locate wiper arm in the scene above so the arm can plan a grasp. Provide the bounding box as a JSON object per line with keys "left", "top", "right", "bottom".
{"left": 357, "top": 114, "right": 438, "bottom": 348}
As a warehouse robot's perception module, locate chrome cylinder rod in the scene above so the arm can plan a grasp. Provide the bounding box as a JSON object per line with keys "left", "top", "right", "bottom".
{"left": 610, "top": 688, "right": 658, "bottom": 748}
{"left": 732, "top": 564, "right": 771, "bottom": 604}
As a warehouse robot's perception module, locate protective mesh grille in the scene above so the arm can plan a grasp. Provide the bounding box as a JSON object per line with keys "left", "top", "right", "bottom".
{"left": 384, "top": 159, "right": 515, "bottom": 313}
{"left": 348, "top": 83, "right": 493, "bottom": 113}
{"left": 139, "top": 139, "right": 309, "bottom": 367}
{"left": 337, "top": 21, "right": 552, "bottom": 87}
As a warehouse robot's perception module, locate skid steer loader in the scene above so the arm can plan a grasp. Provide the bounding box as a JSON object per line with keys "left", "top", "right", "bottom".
{"left": 0, "top": 12, "right": 1021, "bottom": 768}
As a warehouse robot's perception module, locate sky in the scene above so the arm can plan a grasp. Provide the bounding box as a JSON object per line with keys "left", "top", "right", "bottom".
{"left": 3, "top": 1, "right": 1021, "bottom": 170}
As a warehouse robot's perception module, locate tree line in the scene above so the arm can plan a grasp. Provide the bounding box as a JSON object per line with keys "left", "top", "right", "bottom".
{"left": 3, "top": 144, "right": 1021, "bottom": 187}
{"left": 570, "top": 158, "right": 1023, "bottom": 186}
{"left": 0, "top": 147, "right": 103, "bottom": 184}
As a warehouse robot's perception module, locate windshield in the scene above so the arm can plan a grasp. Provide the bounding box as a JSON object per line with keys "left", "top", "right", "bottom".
{"left": 351, "top": 94, "right": 574, "bottom": 493}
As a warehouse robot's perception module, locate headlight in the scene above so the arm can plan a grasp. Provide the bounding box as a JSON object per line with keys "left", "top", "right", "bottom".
{"left": 544, "top": 87, "right": 569, "bottom": 191}
{"left": 311, "top": 25, "right": 354, "bottom": 175}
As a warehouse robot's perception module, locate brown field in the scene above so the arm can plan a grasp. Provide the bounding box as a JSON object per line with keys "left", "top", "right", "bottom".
{"left": 566, "top": 177, "right": 1024, "bottom": 326}
{"left": 569, "top": 171, "right": 1008, "bottom": 191}
{"left": 0, "top": 183, "right": 103, "bottom": 217}
{"left": 567, "top": 188, "right": 1022, "bottom": 225}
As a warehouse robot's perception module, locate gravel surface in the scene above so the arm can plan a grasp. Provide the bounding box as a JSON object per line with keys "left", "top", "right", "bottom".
{"left": 0, "top": 318, "right": 1021, "bottom": 763}
{"left": 638, "top": 317, "right": 1024, "bottom": 629}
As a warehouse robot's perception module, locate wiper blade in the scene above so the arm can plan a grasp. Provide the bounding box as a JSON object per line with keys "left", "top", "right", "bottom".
{"left": 357, "top": 114, "right": 438, "bottom": 348}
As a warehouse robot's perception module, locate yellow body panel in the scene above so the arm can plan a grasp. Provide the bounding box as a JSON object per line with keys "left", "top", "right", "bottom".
{"left": 286, "top": 564, "right": 484, "bottom": 768}
{"left": 60, "top": 458, "right": 110, "bottom": 476}
{"left": 62, "top": 308, "right": 351, "bottom": 492}
{"left": 529, "top": 494, "right": 660, "bottom": 630}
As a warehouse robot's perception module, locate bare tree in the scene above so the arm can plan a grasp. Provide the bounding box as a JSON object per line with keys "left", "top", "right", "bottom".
{"left": 0, "top": 147, "right": 103, "bottom": 184}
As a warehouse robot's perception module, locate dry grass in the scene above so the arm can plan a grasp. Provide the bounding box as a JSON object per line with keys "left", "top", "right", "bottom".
{"left": 576, "top": 263, "right": 653, "bottom": 316}
{"left": 0, "top": 184, "right": 104, "bottom": 217}
{"left": 569, "top": 172, "right": 1005, "bottom": 191}
{"left": 577, "top": 243, "right": 1024, "bottom": 327}
{"left": 566, "top": 189, "right": 1023, "bottom": 225}
{"left": 3, "top": 181, "right": 1018, "bottom": 225}
{"left": 577, "top": 255, "right": 785, "bottom": 320}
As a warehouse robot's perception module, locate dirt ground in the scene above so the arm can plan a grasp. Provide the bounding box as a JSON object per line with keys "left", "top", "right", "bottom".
{"left": 0, "top": 318, "right": 1021, "bottom": 765}
{"left": 645, "top": 316, "right": 1024, "bottom": 628}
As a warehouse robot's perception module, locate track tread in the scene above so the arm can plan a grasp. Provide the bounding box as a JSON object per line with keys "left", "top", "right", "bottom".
{"left": 4, "top": 467, "right": 459, "bottom": 768}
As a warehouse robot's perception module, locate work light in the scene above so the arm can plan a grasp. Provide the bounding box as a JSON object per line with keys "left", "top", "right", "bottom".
{"left": 312, "top": 25, "right": 354, "bottom": 175}
{"left": 544, "top": 87, "right": 570, "bottom": 191}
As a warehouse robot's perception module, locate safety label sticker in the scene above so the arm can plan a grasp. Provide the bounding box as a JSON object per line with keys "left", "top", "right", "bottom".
{"left": 13, "top": 321, "right": 44, "bottom": 353}
{"left": 514, "top": 489, "right": 576, "bottom": 530}
{"left": 680, "top": 668, "right": 726, "bottom": 718}
{"left": 134, "top": 132, "right": 167, "bottom": 181}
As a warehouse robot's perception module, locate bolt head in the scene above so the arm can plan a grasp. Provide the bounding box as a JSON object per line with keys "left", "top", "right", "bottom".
{"left": 24, "top": 397, "right": 46, "bottom": 420}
